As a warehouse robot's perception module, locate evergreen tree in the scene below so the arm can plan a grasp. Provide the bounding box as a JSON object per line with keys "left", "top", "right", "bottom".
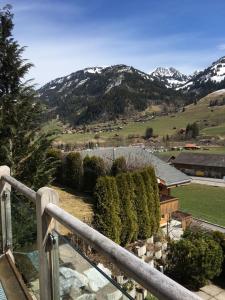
{"left": 0, "top": 6, "right": 58, "bottom": 248}
{"left": 185, "top": 122, "right": 199, "bottom": 139}
{"left": 93, "top": 176, "right": 121, "bottom": 244}
{"left": 145, "top": 127, "right": 153, "bottom": 139}
{"left": 132, "top": 171, "right": 151, "bottom": 239}
{"left": 64, "top": 152, "right": 83, "bottom": 189}
{"left": 46, "top": 148, "right": 63, "bottom": 183}
{"left": 146, "top": 167, "right": 160, "bottom": 233}
{"left": 0, "top": 5, "right": 57, "bottom": 189}
{"left": 83, "top": 156, "right": 106, "bottom": 192}
{"left": 116, "top": 173, "right": 138, "bottom": 245}
{"left": 140, "top": 168, "right": 155, "bottom": 236}
{"left": 111, "top": 156, "right": 127, "bottom": 176}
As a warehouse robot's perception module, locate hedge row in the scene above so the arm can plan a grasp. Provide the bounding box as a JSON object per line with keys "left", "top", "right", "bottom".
{"left": 93, "top": 167, "right": 160, "bottom": 245}
{"left": 47, "top": 149, "right": 127, "bottom": 192}
{"left": 47, "top": 149, "right": 106, "bottom": 192}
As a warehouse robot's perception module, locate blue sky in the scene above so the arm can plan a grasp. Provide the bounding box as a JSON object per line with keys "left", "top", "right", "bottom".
{"left": 6, "top": 0, "right": 225, "bottom": 85}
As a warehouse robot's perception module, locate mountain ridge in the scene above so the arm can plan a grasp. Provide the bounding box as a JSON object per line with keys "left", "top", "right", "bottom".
{"left": 39, "top": 64, "right": 186, "bottom": 124}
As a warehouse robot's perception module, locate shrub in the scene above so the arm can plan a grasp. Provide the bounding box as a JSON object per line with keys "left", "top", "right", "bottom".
{"left": 93, "top": 176, "right": 121, "bottom": 243}
{"left": 166, "top": 232, "right": 223, "bottom": 289}
{"left": 111, "top": 156, "right": 127, "bottom": 176}
{"left": 64, "top": 152, "right": 83, "bottom": 189}
{"left": 83, "top": 156, "right": 106, "bottom": 192}
{"left": 116, "top": 173, "right": 138, "bottom": 245}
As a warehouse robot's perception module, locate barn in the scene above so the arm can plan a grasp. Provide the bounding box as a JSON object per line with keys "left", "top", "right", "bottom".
{"left": 173, "top": 152, "right": 225, "bottom": 179}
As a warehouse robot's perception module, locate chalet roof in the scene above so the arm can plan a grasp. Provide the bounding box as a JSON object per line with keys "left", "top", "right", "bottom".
{"left": 80, "top": 147, "right": 190, "bottom": 187}
{"left": 173, "top": 152, "right": 225, "bottom": 168}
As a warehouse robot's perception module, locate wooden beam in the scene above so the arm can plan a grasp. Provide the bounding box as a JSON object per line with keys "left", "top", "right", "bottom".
{"left": 36, "top": 187, "right": 59, "bottom": 300}
{"left": 0, "top": 166, "right": 12, "bottom": 253}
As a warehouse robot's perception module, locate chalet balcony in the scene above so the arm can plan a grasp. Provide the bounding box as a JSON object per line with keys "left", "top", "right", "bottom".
{"left": 160, "top": 196, "right": 179, "bottom": 227}
{"left": 0, "top": 165, "right": 200, "bottom": 300}
{"left": 160, "top": 195, "right": 179, "bottom": 214}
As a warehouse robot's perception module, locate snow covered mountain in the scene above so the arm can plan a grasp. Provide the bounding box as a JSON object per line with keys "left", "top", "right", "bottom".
{"left": 179, "top": 56, "right": 225, "bottom": 94}
{"left": 150, "top": 67, "right": 190, "bottom": 89}
{"left": 39, "top": 64, "right": 186, "bottom": 124}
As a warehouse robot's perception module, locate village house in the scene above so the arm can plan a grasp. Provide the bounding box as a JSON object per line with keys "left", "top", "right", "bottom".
{"left": 80, "top": 146, "right": 191, "bottom": 227}
{"left": 173, "top": 152, "right": 225, "bottom": 179}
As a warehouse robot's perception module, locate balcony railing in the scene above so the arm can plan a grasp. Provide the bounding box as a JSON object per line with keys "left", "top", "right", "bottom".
{"left": 0, "top": 165, "right": 201, "bottom": 300}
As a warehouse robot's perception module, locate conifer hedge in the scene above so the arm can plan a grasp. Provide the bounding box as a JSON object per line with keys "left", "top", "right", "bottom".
{"left": 111, "top": 156, "right": 127, "bottom": 176}
{"left": 64, "top": 152, "right": 83, "bottom": 189}
{"left": 132, "top": 171, "right": 152, "bottom": 239}
{"left": 116, "top": 173, "right": 138, "bottom": 245}
{"left": 94, "top": 176, "right": 121, "bottom": 244}
{"left": 93, "top": 166, "right": 161, "bottom": 244}
{"left": 83, "top": 156, "right": 106, "bottom": 192}
{"left": 146, "top": 167, "right": 161, "bottom": 233}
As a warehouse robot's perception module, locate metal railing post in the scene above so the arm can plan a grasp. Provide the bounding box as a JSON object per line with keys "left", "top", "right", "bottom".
{"left": 0, "top": 166, "right": 12, "bottom": 253}
{"left": 36, "top": 187, "right": 60, "bottom": 300}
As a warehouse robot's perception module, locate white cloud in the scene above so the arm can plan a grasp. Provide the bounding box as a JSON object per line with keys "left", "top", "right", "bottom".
{"left": 218, "top": 43, "right": 225, "bottom": 50}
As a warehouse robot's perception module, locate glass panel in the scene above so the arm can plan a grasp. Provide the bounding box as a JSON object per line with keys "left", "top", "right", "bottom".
{"left": 11, "top": 189, "right": 39, "bottom": 299}
{"left": 57, "top": 230, "right": 134, "bottom": 300}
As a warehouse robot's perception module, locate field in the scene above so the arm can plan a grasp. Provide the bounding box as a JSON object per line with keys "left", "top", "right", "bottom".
{"left": 54, "top": 92, "right": 225, "bottom": 145}
{"left": 172, "top": 183, "right": 225, "bottom": 226}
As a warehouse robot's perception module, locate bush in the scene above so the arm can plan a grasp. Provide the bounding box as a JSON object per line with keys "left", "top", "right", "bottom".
{"left": 93, "top": 176, "right": 121, "bottom": 243}
{"left": 111, "top": 156, "right": 127, "bottom": 176}
{"left": 64, "top": 152, "right": 83, "bottom": 189}
{"left": 116, "top": 173, "right": 138, "bottom": 245}
{"left": 166, "top": 232, "right": 223, "bottom": 289}
{"left": 83, "top": 156, "right": 106, "bottom": 192}
{"left": 46, "top": 148, "right": 63, "bottom": 183}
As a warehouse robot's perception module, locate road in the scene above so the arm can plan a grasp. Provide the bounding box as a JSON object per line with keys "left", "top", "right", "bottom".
{"left": 191, "top": 176, "right": 225, "bottom": 187}
{"left": 191, "top": 218, "right": 225, "bottom": 234}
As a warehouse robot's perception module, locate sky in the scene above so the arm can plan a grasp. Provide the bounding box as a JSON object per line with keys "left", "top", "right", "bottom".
{"left": 5, "top": 0, "right": 225, "bottom": 86}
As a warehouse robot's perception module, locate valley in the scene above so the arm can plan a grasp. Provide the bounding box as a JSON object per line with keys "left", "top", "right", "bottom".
{"left": 52, "top": 89, "right": 225, "bottom": 147}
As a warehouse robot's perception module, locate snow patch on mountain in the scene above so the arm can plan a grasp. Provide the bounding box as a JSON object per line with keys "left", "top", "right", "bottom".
{"left": 84, "top": 67, "right": 103, "bottom": 74}
{"left": 150, "top": 67, "right": 190, "bottom": 88}
{"left": 76, "top": 78, "right": 89, "bottom": 88}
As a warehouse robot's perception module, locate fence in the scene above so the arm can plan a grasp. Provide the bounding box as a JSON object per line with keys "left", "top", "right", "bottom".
{"left": 0, "top": 165, "right": 201, "bottom": 300}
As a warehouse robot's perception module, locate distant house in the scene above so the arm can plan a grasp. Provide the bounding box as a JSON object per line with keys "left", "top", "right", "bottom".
{"left": 80, "top": 147, "right": 191, "bottom": 227}
{"left": 184, "top": 143, "right": 200, "bottom": 150}
{"left": 173, "top": 152, "right": 225, "bottom": 178}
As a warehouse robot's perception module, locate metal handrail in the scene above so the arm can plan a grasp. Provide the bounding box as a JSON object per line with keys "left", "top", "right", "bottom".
{"left": 46, "top": 203, "right": 201, "bottom": 300}
{"left": 0, "top": 172, "right": 201, "bottom": 300}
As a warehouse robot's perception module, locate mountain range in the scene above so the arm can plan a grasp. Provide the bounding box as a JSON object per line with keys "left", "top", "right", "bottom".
{"left": 39, "top": 56, "right": 225, "bottom": 124}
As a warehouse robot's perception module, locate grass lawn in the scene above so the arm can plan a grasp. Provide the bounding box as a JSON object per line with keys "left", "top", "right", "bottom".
{"left": 51, "top": 185, "right": 93, "bottom": 235}
{"left": 172, "top": 183, "right": 225, "bottom": 226}
{"left": 202, "top": 122, "right": 225, "bottom": 136}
